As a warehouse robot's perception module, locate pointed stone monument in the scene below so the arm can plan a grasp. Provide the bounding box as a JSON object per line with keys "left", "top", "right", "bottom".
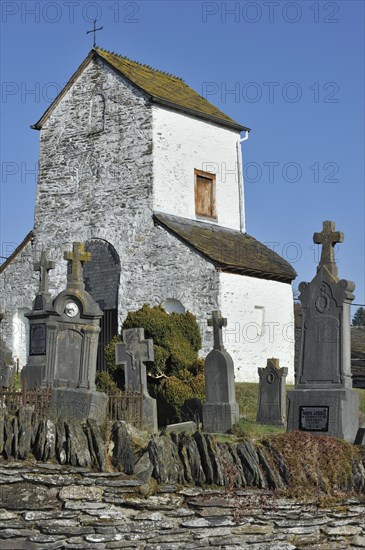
{"left": 42, "top": 242, "right": 108, "bottom": 423}
{"left": 22, "top": 251, "right": 55, "bottom": 389}
{"left": 202, "top": 310, "right": 239, "bottom": 433}
{"left": 287, "top": 221, "right": 359, "bottom": 442}
{"left": 257, "top": 358, "right": 287, "bottom": 426}
{"left": 115, "top": 328, "right": 157, "bottom": 432}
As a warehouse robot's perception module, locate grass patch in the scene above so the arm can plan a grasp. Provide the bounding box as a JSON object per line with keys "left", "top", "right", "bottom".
{"left": 235, "top": 382, "right": 365, "bottom": 439}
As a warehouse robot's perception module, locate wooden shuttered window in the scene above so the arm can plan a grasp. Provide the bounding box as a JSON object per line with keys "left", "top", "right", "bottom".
{"left": 194, "top": 169, "right": 217, "bottom": 220}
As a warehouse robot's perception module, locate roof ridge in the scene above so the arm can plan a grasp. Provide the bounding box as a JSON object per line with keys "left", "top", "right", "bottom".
{"left": 95, "top": 47, "right": 186, "bottom": 83}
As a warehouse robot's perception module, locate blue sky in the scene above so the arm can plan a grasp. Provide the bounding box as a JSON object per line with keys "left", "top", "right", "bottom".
{"left": 1, "top": 0, "right": 364, "bottom": 311}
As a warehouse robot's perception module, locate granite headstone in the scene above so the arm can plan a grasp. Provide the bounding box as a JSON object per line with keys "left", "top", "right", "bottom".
{"left": 287, "top": 221, "right": 359, "bottom": 442}
{"left": 202, "top": 310, "right": 239, "bottom": 433}
{"left": 257, "top": 358, "right": 287, "bottom": 426}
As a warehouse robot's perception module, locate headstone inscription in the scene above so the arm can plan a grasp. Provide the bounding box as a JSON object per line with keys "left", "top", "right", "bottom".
{"left": 41, "top": 242, "right": 108, "bottom": 423}
{"left": 202, "top": 310, "right": 239, "bottom": 433}
{"left": 22, "top": 251, "right": 55, "bottom": 390}
{"left": 287, "top": 221, "right": 359, "bottom": 442}
{"left": 256, "top": 358, "right": 287, "bottom": 426}
{"left": 115, "top": 328, "right": 157, "bottom": 432}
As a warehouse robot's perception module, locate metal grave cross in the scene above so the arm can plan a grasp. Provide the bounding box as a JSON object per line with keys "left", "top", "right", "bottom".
{"left": 313, "top": 220, "right": 344, "bottom": 278}
{"left": 34, "top": 250, "right": 55, "bottom": 295}
{"left": 115, "top": 328, "right": 154, "bottom": 392}
{"left": 64, "top": 242, "right": 92, "bottom": 286}
{"left": 86, "top": 19, "right": 103, "bottom": 48}
{"left": 208, "top": 310, "right": 227, "bottom": 351}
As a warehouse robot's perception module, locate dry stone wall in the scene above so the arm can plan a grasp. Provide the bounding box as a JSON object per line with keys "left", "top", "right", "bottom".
{"left": 0, "top": 462, "right": 364, "bottom": 549}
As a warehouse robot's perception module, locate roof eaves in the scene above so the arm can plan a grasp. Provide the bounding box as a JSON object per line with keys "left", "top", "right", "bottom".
{"left": 150, "top": 95, "right": 250, "bottom": 132}
{"left": 0, "top": 231, "right": 34, "bottom": 275}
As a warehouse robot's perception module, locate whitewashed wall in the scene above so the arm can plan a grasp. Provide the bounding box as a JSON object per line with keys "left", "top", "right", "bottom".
{"left": 218, "top": 272, "right": 295, "bottom": 383}
{"left": 152, "top": 106, "right": 243, "bottom": 231}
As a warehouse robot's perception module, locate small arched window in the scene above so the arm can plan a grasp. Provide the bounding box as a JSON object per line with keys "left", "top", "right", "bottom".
{"left": 162, "top": 299, "right": 186, "bottom": 315}
{"left": 89, "top": 94, "right": 105, "bottom": 134}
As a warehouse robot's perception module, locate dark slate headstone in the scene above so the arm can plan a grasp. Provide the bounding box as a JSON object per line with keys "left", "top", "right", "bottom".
{"left": 287, "top": 221, "right": 359, "bottom": 443}
{"left": 202, "top": 310, "right": 239, "bottom": 433}
{"left": 256, "top": 358, "right": 287, "bottom": 426}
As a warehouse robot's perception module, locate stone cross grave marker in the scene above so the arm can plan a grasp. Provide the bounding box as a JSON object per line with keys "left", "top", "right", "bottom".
{"left": 38, "top": 242, "right": 107, "bottom": 423}
{"left": 64, "top": 242, "right": 92, "bottom": 289}
{"left": 313, "top": 220, "right": 344, "bottom": 278}
{"left": 287, "top": 221, "right": 359, "bottom": 442}
{"left": 115, "top": 328, "right": 157, "bottom": 432}
{"left": 208, "top": 310, "right": 226, "bottom": 351}
{"left": 256, "top": 358, "right": 288, "bottom": 426}
{"left": 33, "top": 250, "right": 55, "bottom": 310}
{"left": 202, "top": 310, "right": 239, "bottom": 433}
{"left": 22, "top": 250, "right": 55, "bottom": 389}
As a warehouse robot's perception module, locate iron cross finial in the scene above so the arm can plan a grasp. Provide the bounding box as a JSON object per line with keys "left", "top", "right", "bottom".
{"left": 86, "top": 19, "right": 103, "bottom": 48}
{"left": 313, "top": 220, "right": 344, "bottom": 278}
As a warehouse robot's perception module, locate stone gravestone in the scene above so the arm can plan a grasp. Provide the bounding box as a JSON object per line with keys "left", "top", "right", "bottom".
{"left": 256, "top": 358, "right": 287, "bottom": 426}
{"left": 42, "top": 242, "right": 108, "bottom": 423}
{"left": 0, "top": 312, "right": 14, "bottom": 388}
{"left": 287, "top": 221, "right": 359, "bottom": 443}
{"left": 202, "top": 310, "right": 239, "bottom": 433}
{"left": 115, "top": 328, "right": 157, "bottom": 432}
{"left": 22, "top": 251, "right": 55, "bottom": 389}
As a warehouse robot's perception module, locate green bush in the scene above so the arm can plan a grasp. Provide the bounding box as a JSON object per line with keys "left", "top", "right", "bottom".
{"left": 95, "top": 371, "right": 119, "bottom": 394}
{"left": 121, "top": 304, "right": 205, "bottom": 425}
{"left": 123, "top": 304, "right": 202, "bottom": 377}
{"left": 103, "top": 334, "right": 125, "bottom": 388}
{"left": 155, "top": 369, "right": 205, "bottom": 426}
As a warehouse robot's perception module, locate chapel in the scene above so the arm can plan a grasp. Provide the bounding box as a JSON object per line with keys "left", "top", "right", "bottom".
{"left": 0, "top": 47, "right": 296, "bottom": 381}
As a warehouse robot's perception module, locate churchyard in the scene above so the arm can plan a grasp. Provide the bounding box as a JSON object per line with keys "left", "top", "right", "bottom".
{"left": 0, "top": 221, "right": 364, "bottom": 550}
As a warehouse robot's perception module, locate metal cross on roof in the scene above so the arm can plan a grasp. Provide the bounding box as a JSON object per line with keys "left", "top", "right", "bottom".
{"left": 86, "top": 19, "right": 103, "bottom": 48}
{"left": 208, "top": 310, "right": 227, "bottom": 351}
{"left": 64, "top": 242, "right": 92, "bottom": 286}
{"left": 34, "top": 251, "right": 55, "bottom": 295}
{"left": 313, "top": 220, "right": 344, "bottom": 278}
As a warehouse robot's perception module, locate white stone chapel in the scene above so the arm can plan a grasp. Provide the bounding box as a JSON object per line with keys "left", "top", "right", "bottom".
{"left": 0, "top": 47, "right": 296, "bottom": 382}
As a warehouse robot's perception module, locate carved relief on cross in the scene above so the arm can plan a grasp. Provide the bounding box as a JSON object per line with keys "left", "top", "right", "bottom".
{"left": 208, "top": 310, "right": 227, "bottom": 351}
{"left": 313, "top": 220, "right": 344, "bottom": 278}
{"left": 64, "top": 242, "right": 92, "bottom": 287}
{"left": 34, "top": 250, "right": 55, "bottom": 295}
{"left": 115, "top": 328, "right": 154, "bottom": 392}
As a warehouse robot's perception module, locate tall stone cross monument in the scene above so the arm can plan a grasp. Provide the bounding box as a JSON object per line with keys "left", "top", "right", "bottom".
{"left": 41, "top": 242, "right": 108, "bottom": 423}
{"left": 287, "top": 221, "right": 359, "bottom": 442}
{"left": 22, "top": 251, "right": 55, "bottom": 389}
{"left": 202, "top": 310, "right": 239, "bottom": 433}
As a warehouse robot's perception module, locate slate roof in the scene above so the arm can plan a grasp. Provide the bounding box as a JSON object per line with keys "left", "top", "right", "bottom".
{"left": 32, "top": 48, "right": 249, "bottom": 132}
{"left": 154, "top": 213, "right": 297, "bottom": 283}
{"left": 0, "top": 231, "right": 34, "bottom": 275}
